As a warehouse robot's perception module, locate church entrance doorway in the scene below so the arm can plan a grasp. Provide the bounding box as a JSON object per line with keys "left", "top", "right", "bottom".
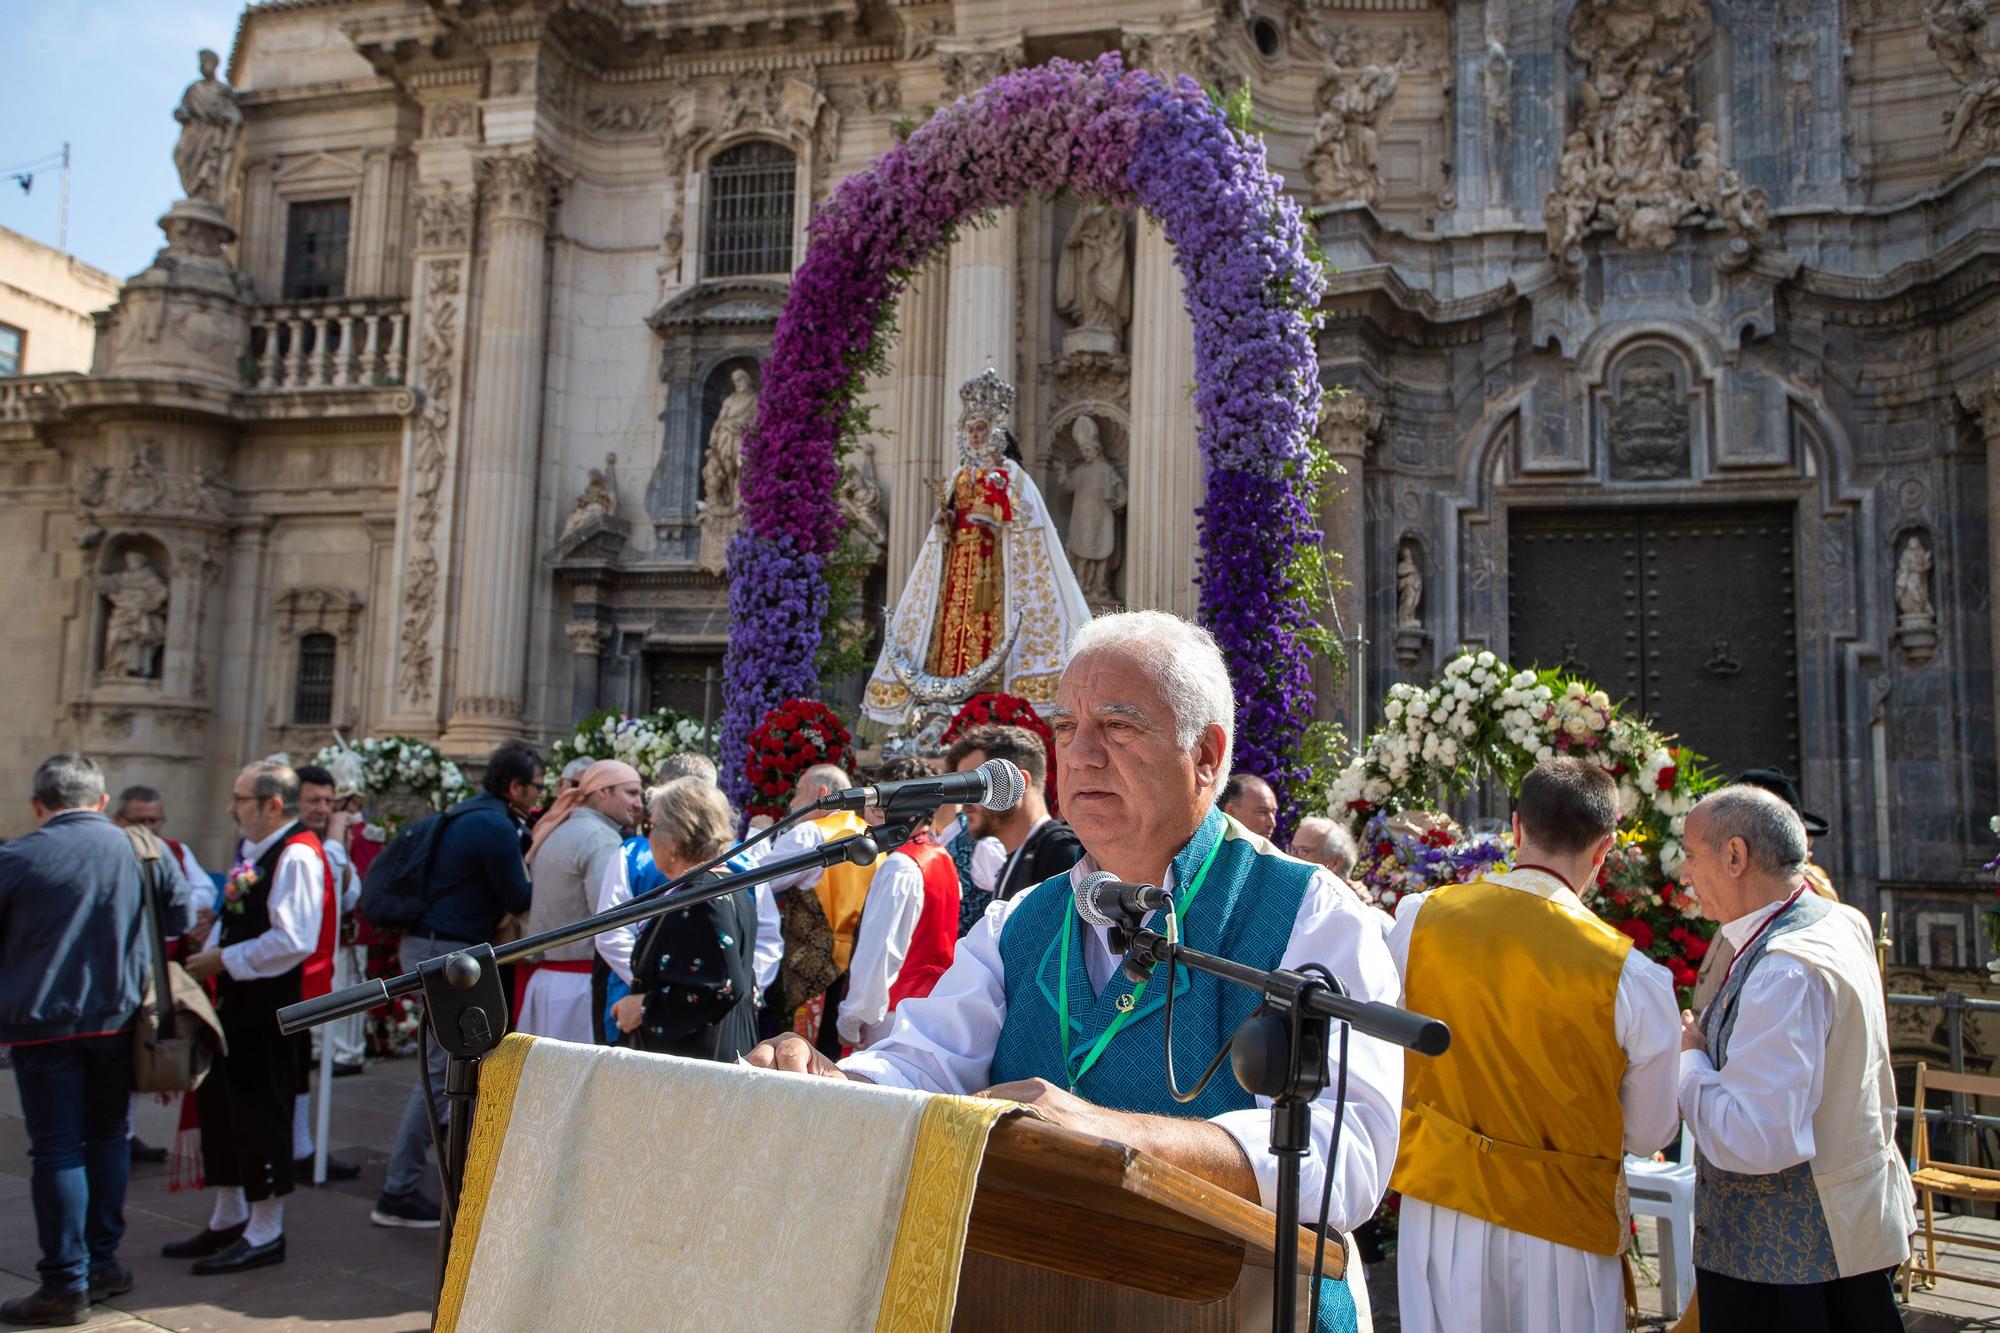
{"left": 1507, "top": 505, "right": 1800, "bottom": 780}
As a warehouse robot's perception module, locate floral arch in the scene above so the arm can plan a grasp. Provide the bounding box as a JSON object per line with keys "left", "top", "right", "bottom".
{"left": 721, "top": 56, "right": 1329, "bottom": 809}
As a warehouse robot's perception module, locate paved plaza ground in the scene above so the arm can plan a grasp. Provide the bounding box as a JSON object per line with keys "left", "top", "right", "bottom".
{"left": 5, "top": 1054, "right": 2000, "bottom": 1331}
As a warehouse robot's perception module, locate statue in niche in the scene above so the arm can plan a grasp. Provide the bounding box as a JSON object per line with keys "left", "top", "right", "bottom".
{"left": 1896, "top": 535, "right": 1937, "bottom": 627}
{"left": 1926, "top": 0, "right": 2000, "bottom": 157}
{"left": 1054, "top": 203, "right": 1130, "bottom": 355}
{"left": 1396, "top": 543, "right": 1424, "bottom": 630}
{"left": 98, "top": 552, "right": 170, "bottom": 679}
{"left": 172, "top": 49, "right": 242, "bottom": 204}
{"left": 698, "top": 368, "right": 759, "bottom": 575}
{"left": 1052, "top": 415, "right": 1127, "bottom": 604}
{"left": 838, "top": 439, "right": 887, "bottom": 565}
{"left": 560, "top": 453, "right": 618, "bottom": 540}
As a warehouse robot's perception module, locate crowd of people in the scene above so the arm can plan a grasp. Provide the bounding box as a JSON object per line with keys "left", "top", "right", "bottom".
{"left": 0, "top": 608, "right": 1915, "bottom": 1332}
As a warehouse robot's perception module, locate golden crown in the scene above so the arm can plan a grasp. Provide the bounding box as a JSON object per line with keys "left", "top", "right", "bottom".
{"left": 957, "top": 365, "right": 1016, "bottom": 426}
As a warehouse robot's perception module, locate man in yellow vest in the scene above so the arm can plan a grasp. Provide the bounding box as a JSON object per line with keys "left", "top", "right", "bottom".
{"left": 1386, "top": 757, "right": 1682, "bottom": 1332}
{"left": 763, "top": 764, "right": 883, "bottom": 1054}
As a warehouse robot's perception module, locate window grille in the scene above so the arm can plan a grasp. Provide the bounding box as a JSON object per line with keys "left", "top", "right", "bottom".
{"left": 282, "top": 200, "right": 351, "bottom": 300}
{"left": 293, "top": 632, "right": 336, "bottom": 724}
{"left": 703, "top": 143, "right": 795, "bottom": 278}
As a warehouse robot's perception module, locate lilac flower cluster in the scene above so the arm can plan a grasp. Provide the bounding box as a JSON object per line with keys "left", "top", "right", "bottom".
{"left": 725, "top": 54, "right": 1326, "bottom": 813}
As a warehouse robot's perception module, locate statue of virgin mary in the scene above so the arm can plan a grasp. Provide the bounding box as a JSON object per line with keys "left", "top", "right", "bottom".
{"left": 863, "top": 367, "right": 1092, "bottom": 730}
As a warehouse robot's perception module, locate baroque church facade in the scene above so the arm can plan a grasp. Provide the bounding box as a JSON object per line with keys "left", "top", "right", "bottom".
{"left": 0, "top": 0, "right": 1994, "bottom": 955}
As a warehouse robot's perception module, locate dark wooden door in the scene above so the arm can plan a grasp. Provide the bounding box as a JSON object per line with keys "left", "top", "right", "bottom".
{"left": 1508, "top": 506, "right": 1799, "bottom": 779}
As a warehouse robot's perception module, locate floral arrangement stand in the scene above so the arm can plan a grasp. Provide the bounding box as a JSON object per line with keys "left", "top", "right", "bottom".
{"left": 550, "top": 707, "right": 710, "bottom": 781}
{"left": 941, "top": 691, "right": 1059, "bottom": 813}
{"left": 722, "top": 55, "right": 1327, "bottom": 816}
{"left": 1330, "top": 650, "right": 1719, "bottom": 1003}
{"left": 742, "top": 698, "right": 854, "bottom": 821}
{"left": 315, "top": 735, "right": 470, "bottom": 839}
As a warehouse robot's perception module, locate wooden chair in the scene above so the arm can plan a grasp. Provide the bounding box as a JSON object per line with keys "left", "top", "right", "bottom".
{"left": 1904, "top": 1060, "right": 2000, "bottom": 1299}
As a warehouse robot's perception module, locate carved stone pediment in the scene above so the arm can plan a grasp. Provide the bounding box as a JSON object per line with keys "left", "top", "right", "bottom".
{"left": 646, "top": 279, "right": 788, "bottom": 334}
{"left": 547, "top": 512, "right": 631, "bottom": 568}
{"left": 274, "top": 586, "right": 365, "bottom": 637}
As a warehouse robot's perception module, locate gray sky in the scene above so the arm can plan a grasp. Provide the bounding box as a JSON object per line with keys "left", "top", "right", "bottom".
{"left": 4, "top": 0, "right": 249, "bottom": 278}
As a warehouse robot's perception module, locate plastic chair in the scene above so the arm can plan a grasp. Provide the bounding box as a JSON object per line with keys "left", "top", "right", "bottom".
{"left": 1626, "top": 1123, "right": 1696, "bottom": 1317}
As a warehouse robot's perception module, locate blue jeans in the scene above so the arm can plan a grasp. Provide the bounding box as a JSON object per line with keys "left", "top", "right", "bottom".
{"left": 382, "top": 935, "right": 469, "bottom": 1197}
{"left": 11, "top": 1032, "right": 132, "bottom": 1291}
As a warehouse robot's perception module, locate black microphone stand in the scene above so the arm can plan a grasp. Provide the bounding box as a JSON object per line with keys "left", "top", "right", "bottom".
{"left": 276, "top": 819, "right": 914, "bottom": 1296}
{"left": 1113, "top": 923, "right": 1450, "bottom": 1333}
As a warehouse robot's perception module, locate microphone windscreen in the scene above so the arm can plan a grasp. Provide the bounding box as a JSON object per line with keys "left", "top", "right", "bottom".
{"left": 977, "top": 757, "right": 1026, "bottom": 811}
{"left": 1073, "top": 869, "right": 1121, "bottom": 928}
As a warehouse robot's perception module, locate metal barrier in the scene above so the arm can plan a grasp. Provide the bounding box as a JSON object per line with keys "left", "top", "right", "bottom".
{"left": 1888, "top": 991, "right": 2000, "bottom": 1164}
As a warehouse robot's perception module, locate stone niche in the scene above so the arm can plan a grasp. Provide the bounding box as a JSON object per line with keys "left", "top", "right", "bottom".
{"left": 1590, "top": 340, "right": 1709, "bottom": 483}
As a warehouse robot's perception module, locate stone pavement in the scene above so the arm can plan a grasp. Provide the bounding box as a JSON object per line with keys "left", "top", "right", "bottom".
{"left": 1, "top": 1056, "right": 437, "bottom": 1331}
{"left": 10, "top": 1052, "right": 2000, "bottom": 1330}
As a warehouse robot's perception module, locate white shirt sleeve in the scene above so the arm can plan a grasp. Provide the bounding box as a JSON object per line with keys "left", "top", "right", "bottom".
{"left": 838, "top": 853, "right": 927, "bottom": 1048}
{"left": 752, "top": 885, "right": 783, "bottom": 992}
{"left": 761, "top": 822, "right": 828, "bottom": 896}
{"left": 969, "top": 837, "right": 1006, "bottom": 895}
{"left": 325, "top": 839, "right": 361, "bottom": 914}
{"left": 174, "top": 842, "right": 215, "bottom": 914}
{"left": 844, "top": 868, "right": 1405, "bottom": 1233}
{"left": 593, "top": 855, "right": 637, "bottom": 985}
{"left": 220, "top": 843, "right": 323, "bottom": 981}
{"left": 1617, "top": 950, "right": 1686, "bottom": 1157}
{"left": 1677, "top": 952, "right": 1831, "bottom": 1174}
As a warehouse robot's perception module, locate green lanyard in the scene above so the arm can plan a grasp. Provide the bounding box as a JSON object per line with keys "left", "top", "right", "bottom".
{"left": 1057, "top": 832, "right": 1224, "bottom": 1092}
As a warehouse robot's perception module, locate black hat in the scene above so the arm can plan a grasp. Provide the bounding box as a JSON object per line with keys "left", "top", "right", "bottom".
{"left": 1735, "top": 767, "right": 1830, "bottom": 837}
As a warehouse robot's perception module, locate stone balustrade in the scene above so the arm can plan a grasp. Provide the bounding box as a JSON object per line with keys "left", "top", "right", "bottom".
{"left": 246, "top": 297, "right": 408, "bottom": 391}
{"left": 0, "top": 373, "right": 77, "bottom": 422}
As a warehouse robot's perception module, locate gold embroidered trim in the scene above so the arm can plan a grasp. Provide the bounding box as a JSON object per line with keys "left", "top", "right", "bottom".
{"left": 434, "top": 1033, "right": 536, "bottom": 1332}
{"left": 873, "top": 1096, "right": 1011, "bottom": 1330}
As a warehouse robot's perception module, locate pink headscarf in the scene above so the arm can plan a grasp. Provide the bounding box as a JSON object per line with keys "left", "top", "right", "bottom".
{"left": 525, "top": 759, "right": 642, "bottom": 864}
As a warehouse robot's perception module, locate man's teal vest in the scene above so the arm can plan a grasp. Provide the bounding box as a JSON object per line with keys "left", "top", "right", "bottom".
{"left": 989, "top": 806, "right": 1358, "bottom": 1332}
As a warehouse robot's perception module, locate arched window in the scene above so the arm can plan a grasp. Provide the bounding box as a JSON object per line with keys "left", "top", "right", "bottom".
{"left": 704, "top": 142, "right": 796, "bottom": 278}
{"left": 293, "top": 632, "right": 336, "bottom": 724}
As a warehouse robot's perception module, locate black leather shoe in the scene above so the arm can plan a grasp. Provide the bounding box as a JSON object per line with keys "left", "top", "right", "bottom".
{"left": 0, "top": 1286, "right": 89, "bottom": 1325}
{"left": 294, "top": 1154, "right": 361, "bottom": 1181}
{"left": 332, "top": 1060, "right": 365, "bottom": 1077}
{"left": 192, "top": 1234, "right": 286, "bottom": 1275}
{"left": 161, "top": 1221, "right": 246, "bottom": 1258}
{"left": 88, "top": 1260, "right": 134, "bottom": 1301}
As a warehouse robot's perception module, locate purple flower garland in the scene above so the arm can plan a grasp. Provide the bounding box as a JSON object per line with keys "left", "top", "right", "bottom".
{"left": 722, "top": 54, "right": 1326, "bottom": 812}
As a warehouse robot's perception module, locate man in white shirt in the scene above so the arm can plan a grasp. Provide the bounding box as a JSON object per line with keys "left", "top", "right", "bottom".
{"left": 165, "top": 761, "right": 331, "bottom": 1276}
{"left": 1386, "top": 758, "right": 1681, "bottom": 1332}
{"left": 287, "top": 765, "right": 363, "bottom": 1183}
{"left": 751, "top": 612, "right": 1402, "bottom": 1331}
{"left": 1676, "top": 786, "right": 1912, "bottom": 1331}
{"left": 837, "top": 762, "right": 962, "bottom": 1048}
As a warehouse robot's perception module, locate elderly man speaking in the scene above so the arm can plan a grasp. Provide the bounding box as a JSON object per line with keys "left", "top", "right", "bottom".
{"left": 749, "top": 611, "right": 1403, "bottom": 1330}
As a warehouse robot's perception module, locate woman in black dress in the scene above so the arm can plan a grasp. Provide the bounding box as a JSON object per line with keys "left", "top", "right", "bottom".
{"left": 608, "top": 777, "right": 760, "bottom": 1061}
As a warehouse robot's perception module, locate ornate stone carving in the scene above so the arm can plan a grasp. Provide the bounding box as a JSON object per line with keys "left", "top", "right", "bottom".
{"left": 861, "top": 76, "right": 902, "bottom": 114}
{"left": 274, "top": 586, "right": 364, "bottom": 638}
{"left": 1606, "top": 354, "right": 1692, "bottom": 481}
{"left": 97, "top": 552, "right": 169, "bottom": 679}
{"left": 1896, "top": 532, "right": 1937, "bottom": 627}
{"left": 1055, "top": 203, "right": 1130, "bottom": 356}
{"left": 476, "top": 152, "right": 559, "bottom": 222}
{"left": 938, "top": 45, "right": 1022, "bottom": 97}
{"left": 396, "top": 258, "right": 462, "bottom": 706}
{"left": 1484, "top": 32, "right": 1514, "bottom": 148}
{"left": 564, "top": 619, "right": 613, "bottom": 657}
{"left": 838, "top": 439, "right": 886, "bottom": 567}
{"left": 1395, "top": 541, "right": 1423, "bottom": 631}
{"left": 560, "top": 453, "right": 619, "bottom": 540}
{"left": 1052, "top": 350, "right": 1131, "bottom": 408}
{"left": 900, "top": 14, "right": 949, "bottom": 63}
{"left": 414, "top": 183, "right": 473, "bottom": 251}
{"left": 581, "top": 94, "right": 660, "bottom": 136}
{"left": 1304, "top": 40, "right": 1402, "bottom": 207}
{"left": 425, "top": 101, "right": 476, "bottom": 141}
{"left": 457, "top": 694, "right": 523, "bottom": 718}
{"left": 1925, "top": 1, "right": 2000, "bottom": 160}
{"left": 1053, "top": 414, "right": 1127, "bottom": 604}
{"left": 699, "top": 368, "right": 759, "bottom": 575}
{"left": 172, "top": 48, "right": 241, "bottom": 203}
{"left": 76, "top": 441, "right": 227, "bottom": 520}
{"left": 1959, "top": 369, "right": 2000, "bottom": 438}
{"left": 1547, "top": 0, "right": 1762, "bottom": 264}
{"left": 1321, "top": 389, "right": 1383, "bottom": 456}
{"left": 721, "top": 71, "right": 786, "bottom": 131}
{"left": 1121, "top": 24, "right": 1230, "bottom": 86}
{"left": 657, "top": 104, "right": 699, "bottom": 289}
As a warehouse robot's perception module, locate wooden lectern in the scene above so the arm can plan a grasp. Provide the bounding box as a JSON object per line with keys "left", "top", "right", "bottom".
{"left": 953, "top": 1115, "right": 1337, "bottom": 1332}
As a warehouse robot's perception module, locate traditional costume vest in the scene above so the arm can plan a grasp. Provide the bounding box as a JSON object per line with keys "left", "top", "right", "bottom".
{"left": 989, "top": 808, "right": 1354, "bottom": 1331}
{"left": 1390, "top": 874, "right": 1632, "bottom": 1256}
{"left": 1693, "top": 891, "right": 1914, "bottom": 1282}
{"left": 885, "top": 830, "right": 960, "bottom": 1011}
{"left": 218, "top": 823, "right": 336, "bottom": 1016}
{"left": 811, "top": 810, "right": 879, "bottom": 972}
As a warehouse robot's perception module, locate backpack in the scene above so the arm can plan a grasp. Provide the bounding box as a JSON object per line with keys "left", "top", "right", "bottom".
{"left": 358, "top": 804, "right": 465, "bottom": 930}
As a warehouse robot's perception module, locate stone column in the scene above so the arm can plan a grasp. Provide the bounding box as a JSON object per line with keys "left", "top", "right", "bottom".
{"left": 888, "top": 260, "right": 948, "bottom": 590}
{"left": 1959, "top": 373, "right": 2000, "bottom": 771}
{"left": 944, "top": 214, "right": 1016, "bottom": 404}
{"left": 1125, "top": 218, "right": 1199, "bottom": 617}
{"left": 564, "top": 619, "right": 611, "bottom": 721}
{"left": 441, "top": 152, "right": 558, "bottom": 751}
{"left": 1315, "top": 391, "right": 1381, "bottom": 727}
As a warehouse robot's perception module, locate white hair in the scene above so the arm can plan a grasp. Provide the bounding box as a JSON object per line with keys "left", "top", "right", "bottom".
{"left": 795, "top": 763, "right": 853, "bottom": 802}
{"left": 1694, "top": 785, "right": 1809, "bottom": 875}
{"left": 1066, "top": 611, "right": 1235, "bottom": 779}
{"left": 560, "top": 756, "right": 593, "bottom": 783}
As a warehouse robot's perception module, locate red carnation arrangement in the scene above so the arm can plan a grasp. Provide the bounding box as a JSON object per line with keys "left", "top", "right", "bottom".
{"left": 742, "top": 698, "right": 853, "bottom": 821}
{"left": 942, "top": 692, "right": 1058, "bottom": 814}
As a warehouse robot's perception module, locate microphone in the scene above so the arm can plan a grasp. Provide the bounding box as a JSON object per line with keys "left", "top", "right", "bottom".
{"left": 1073, "top": 870, "right": 1173, "bottom": 929}
{"left": 818, "top": 757, "right": 1025, "bottom": 816}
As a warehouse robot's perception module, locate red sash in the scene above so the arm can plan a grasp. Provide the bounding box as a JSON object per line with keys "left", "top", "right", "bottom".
{"left": 282, "top": 828, "right": 339, "bottom": 1001}
{"left": 887, "top": 830, "right": 962, "bottom": 1011}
